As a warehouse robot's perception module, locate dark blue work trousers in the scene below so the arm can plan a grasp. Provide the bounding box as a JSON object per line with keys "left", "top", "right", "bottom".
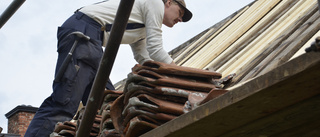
{"left": 25, "top": 12, "right": 115, "bottom": 137}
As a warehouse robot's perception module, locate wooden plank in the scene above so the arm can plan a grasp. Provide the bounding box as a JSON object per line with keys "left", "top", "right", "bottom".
{"left": 232, "top": 2, "right": 319, "bottom": 85}
{"left": 218, "top": 0, "right": 315, "bottom": 76}
{"left": 254, "top": 8, "right": 320, "bottom": 78}
{"left": 170, "top": 28, "right": 211, "bottom": 61}
{"left": 175, "top": 28, "right": 215, "bottom": 64}
{"left": 218, "top": 0, "right": 313, "bottom": 75}
{"left": 182, "top": 0, "right": 281, "bottom": 68}
{"left": 141, "top": 52, "right": 320, "bottom": 137}
{"left": 175, "top": 6, "right": 249, "bottom": 66}
{"left": 204, "top": 0, "right": 299, "bottom": 71}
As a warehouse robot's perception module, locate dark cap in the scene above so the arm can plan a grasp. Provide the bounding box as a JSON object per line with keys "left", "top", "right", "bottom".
{"left": 174, "top": 0, "right": 193, "bottom": 22}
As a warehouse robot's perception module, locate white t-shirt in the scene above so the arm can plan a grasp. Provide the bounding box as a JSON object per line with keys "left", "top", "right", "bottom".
{"left": 79, "top": 0, "right": 173, "bottom": 64}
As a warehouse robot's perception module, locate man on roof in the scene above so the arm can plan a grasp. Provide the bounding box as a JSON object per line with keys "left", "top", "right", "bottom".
{"left": 25, "top": 0, "right": 192, "bottom": 136}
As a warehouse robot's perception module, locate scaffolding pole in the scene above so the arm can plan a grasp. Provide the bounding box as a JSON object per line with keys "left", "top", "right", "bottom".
{"left": 0, "top": 0, "right": 26, "bottom": 29}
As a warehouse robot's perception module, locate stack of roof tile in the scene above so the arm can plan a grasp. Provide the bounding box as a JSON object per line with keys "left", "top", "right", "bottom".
{"left": 108, "top": 61, "right": 233, "bottom": 137}
{"left": 76, "top": 107, "right": 102, "bottom": 137}
{"left": 51, "top": 90, "right": 123, "bottom": 137}
{"left": 50, "top": 61, "right": 233, "bottom": 137}
{"left": 51, "top": 107, "right": 101, "bottom": 137}
{"left": 52, "top": 121, "right": 77, "bottom": 137}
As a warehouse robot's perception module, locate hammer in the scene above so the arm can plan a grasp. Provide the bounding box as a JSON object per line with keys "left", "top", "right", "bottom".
{"left": 54, "top": 31, "right": 90, "bottom": 82}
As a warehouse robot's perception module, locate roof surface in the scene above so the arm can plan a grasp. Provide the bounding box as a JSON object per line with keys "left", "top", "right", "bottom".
{"left": 116, "top": 0, "right": 320, "bottom": 91}
{"left": 171, "top": 0, "right": 320, "bottom": 86}
{"left": 140, "top": 0, "right": 320, "bottom": 136}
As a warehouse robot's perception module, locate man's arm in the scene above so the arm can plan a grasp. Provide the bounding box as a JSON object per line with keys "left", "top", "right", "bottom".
{"left": 130, "top": 39, "right": 152, "bottom": 64}
{"left": 142, "top": 0, "right": 173, "bottom": 64}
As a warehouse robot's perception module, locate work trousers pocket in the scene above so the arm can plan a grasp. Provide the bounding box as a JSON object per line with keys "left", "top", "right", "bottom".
{"left": 52, "top": 60, "right": 79, "bottom": 106}
{"left": 74, "top": 38, "right": 103, "bottom": 70}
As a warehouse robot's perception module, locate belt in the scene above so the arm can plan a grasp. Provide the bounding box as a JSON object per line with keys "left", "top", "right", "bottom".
{"left": 102, "top": 23, "right": 145, "bottom": 32}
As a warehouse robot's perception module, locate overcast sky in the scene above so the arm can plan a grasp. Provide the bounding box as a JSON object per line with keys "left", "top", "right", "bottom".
{"left": 0, "top": 0, "right": 254, "bottom": 133}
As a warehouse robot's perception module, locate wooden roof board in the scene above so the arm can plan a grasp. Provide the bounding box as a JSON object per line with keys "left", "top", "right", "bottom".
{"left": 217, "top": 0, "right": 316, "bottom": 76}
{"left": 234, "top": 3, "right": 320, "bottom": 85}
{"left": 117, "top": 0, "right": 320, "bottom": 89}
{"left": 204, "top": 0, "right": 300, "bottom": 71}
{"left": 168, "top": 0, "right": 320, "bottom": 87}
{"left": 141, "top": 52, "right": 320, "bottom": 137}
{"left": 174, "top": 6, "right": 250, "bottom": 66}
{"left": 181, "top": 0, "right": 282, "bottom": 68}
{"left": 115, "top": 0, "right": 320, "bottom": 96}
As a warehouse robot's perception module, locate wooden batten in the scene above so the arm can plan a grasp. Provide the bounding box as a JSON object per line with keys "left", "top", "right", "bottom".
{"left": 221, "top": 0, "right": 304, "bottom": 83}
{"left": 257, "top": 10, "right": 320, "bottom": 76}
{"left": 237, "top": 3, "right": 320, "bottom": 84}
{"left": 204, "top": 0, "right": 299, "bottom": 71}
{"left": 218, "top": 0, "right": 315, "bottom": 77}
{"left": 182, "top": 0, "right": 281, "bottom": 69}
{"left": 175, "top": 28, "right": 215, "bottom": 65}
{"left": 175, "top": 6, "right": 249, "bottom": 66}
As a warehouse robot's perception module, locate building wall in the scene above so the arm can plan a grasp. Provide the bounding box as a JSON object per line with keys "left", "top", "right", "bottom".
{"left": 7, "top": 111, "right": 35, "bottom": 137}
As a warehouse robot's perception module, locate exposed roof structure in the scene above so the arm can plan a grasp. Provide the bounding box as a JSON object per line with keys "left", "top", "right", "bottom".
{"left": 170, "top": 0, "right": 320, "bottom": 85}
{"left": 116, "top": 0, "right": 320, "bottom": 89}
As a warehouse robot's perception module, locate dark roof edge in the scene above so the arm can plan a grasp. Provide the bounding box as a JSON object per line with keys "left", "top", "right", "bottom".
{"left": 5, "top": 105, "right": 38, "bottom": 119}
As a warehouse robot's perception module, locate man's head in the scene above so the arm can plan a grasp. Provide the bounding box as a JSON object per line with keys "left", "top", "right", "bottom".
{"left": 163, "top": 0, "right": 192, "bottom": 27}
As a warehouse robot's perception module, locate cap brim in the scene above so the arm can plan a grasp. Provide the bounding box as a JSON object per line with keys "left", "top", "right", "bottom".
{"left": 182, "top": 8, "right": 192, "bottom": 22}
{"left": 175, "top": 2, "right": 192, "bottom": 22}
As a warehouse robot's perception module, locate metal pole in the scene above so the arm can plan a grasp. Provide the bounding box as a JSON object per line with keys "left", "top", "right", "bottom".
{"left": 75, "top": 0, "right": 135, "bottom": 136}
{"left": 0, "top": 0, "right": 26, "bottom": 29}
